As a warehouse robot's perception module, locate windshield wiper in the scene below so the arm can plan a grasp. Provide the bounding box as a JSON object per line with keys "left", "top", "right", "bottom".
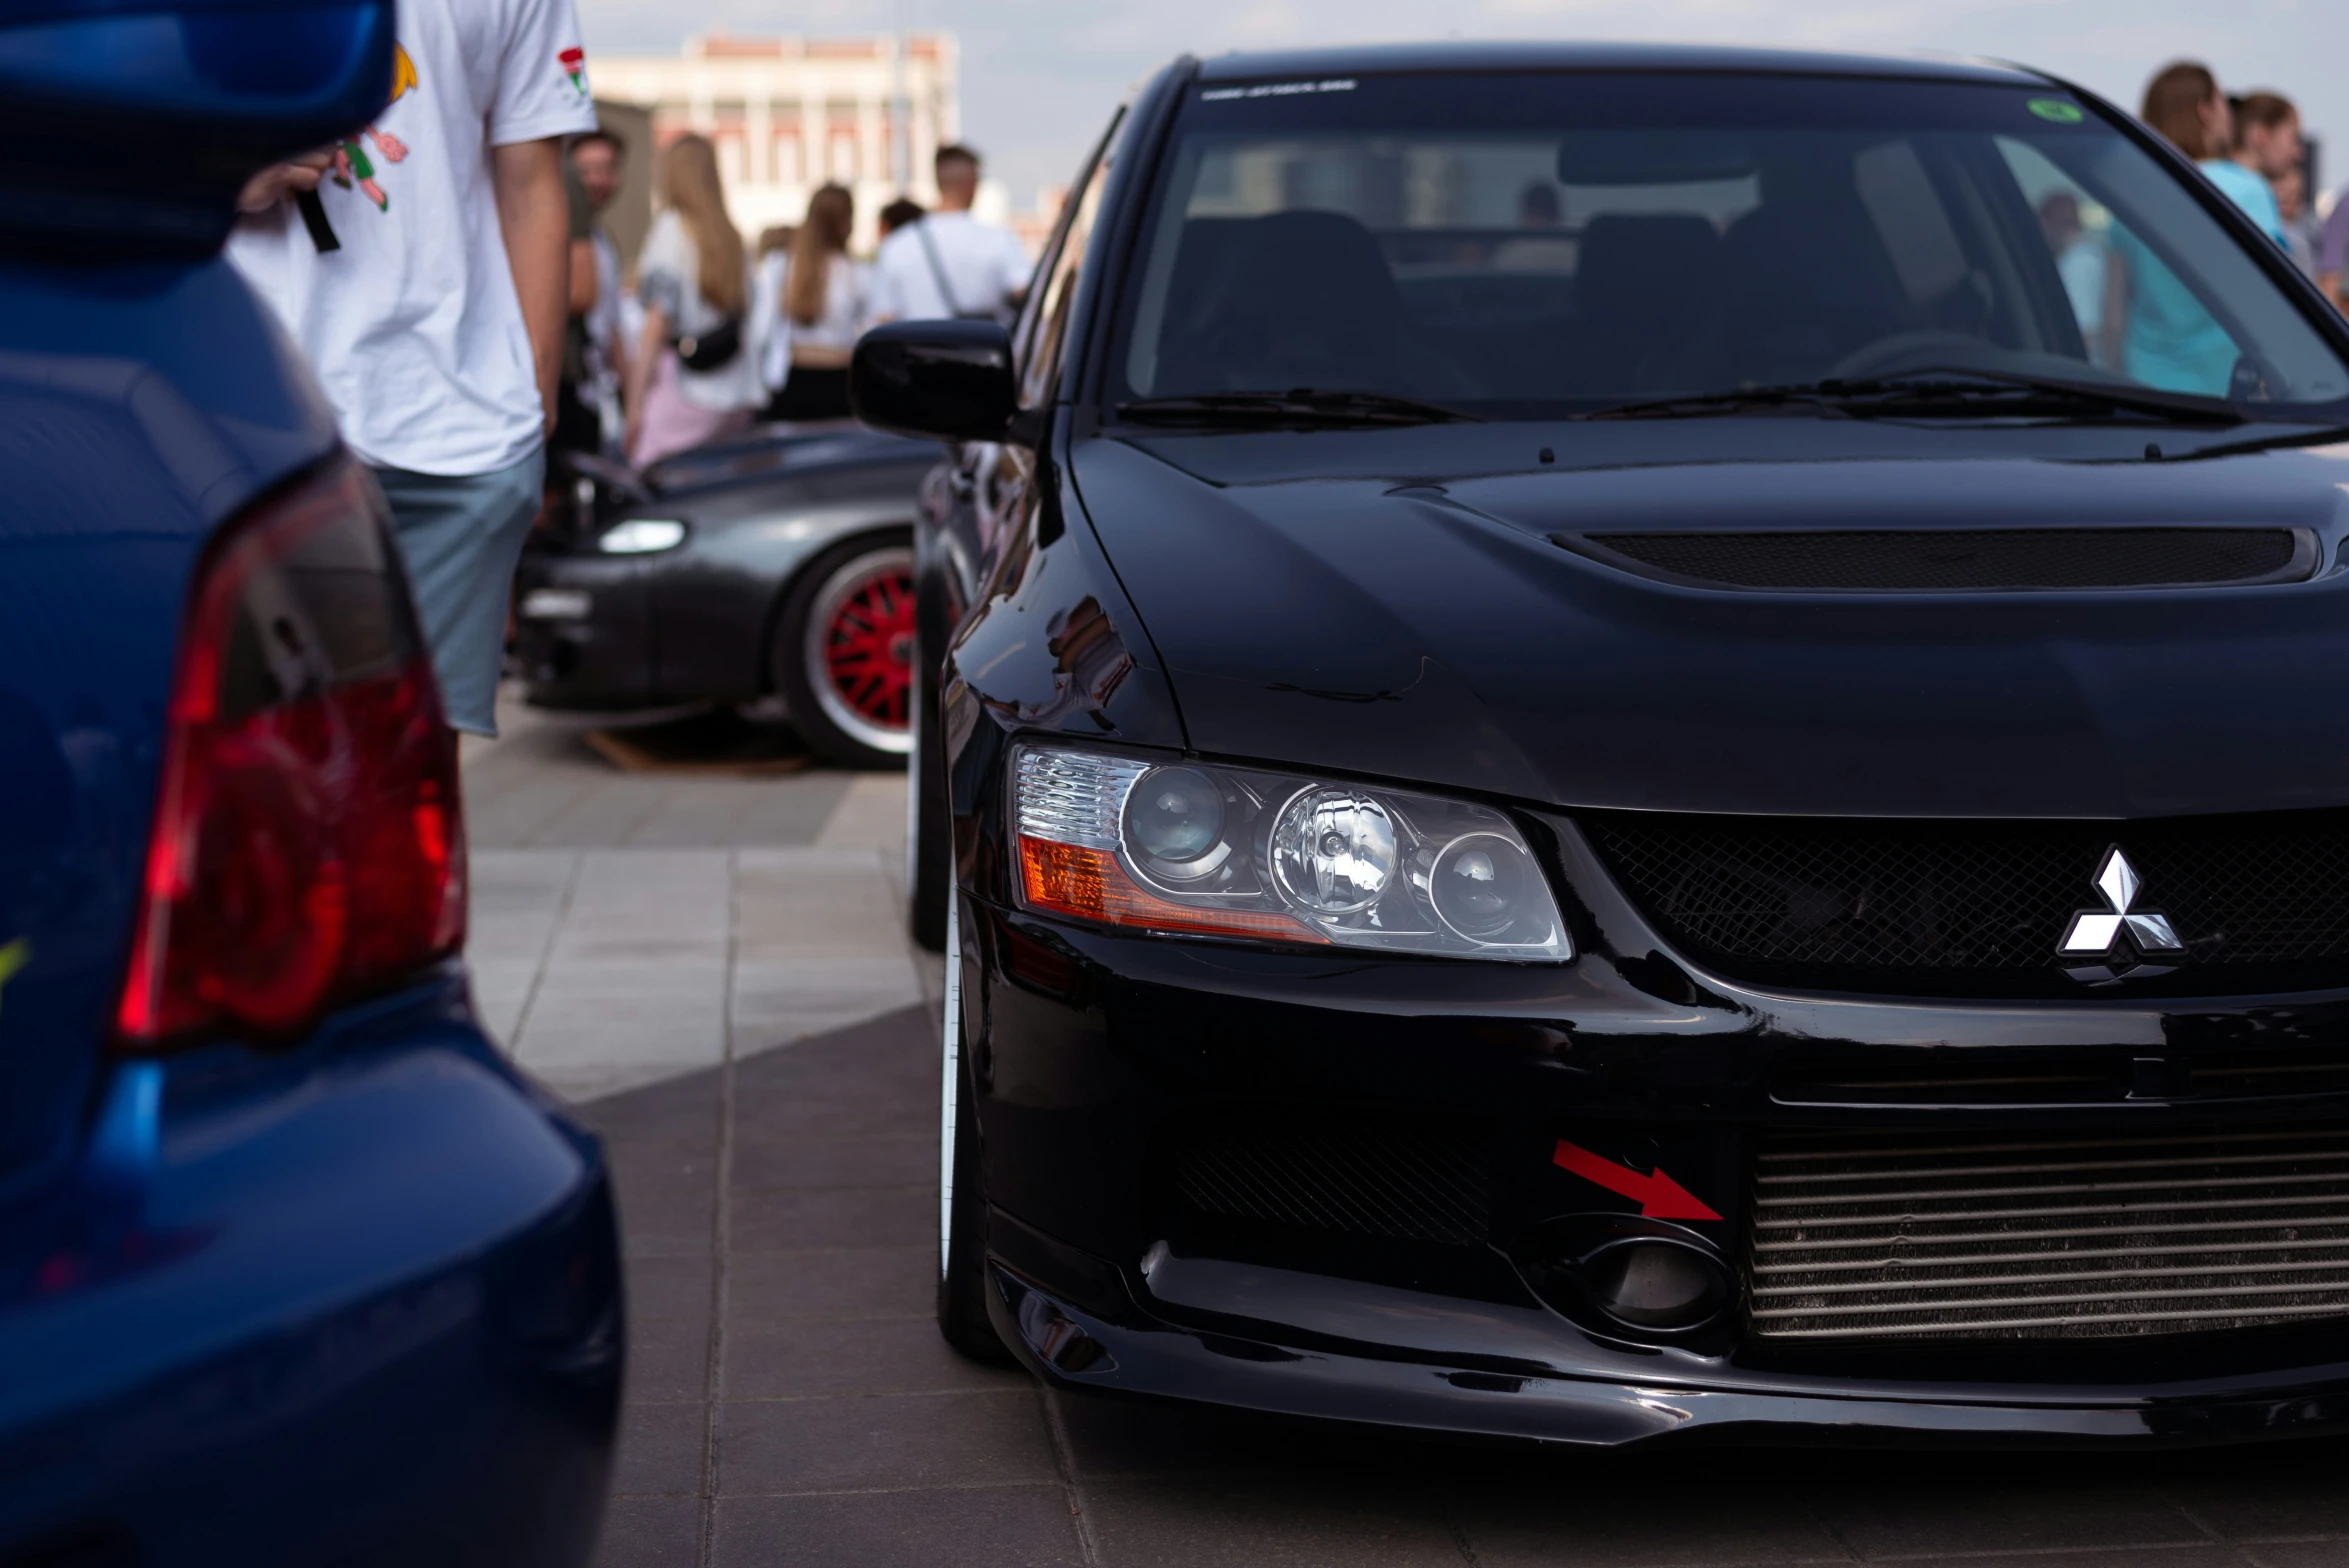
{"left": 1581, "top": 370, "right": 2244, "bottom": 427}
{"left": 2139, "top": 422, "right": 2349, "bottom": 462}
{"left": 1116, "top": 389, "right": 1484, "bottom": 428}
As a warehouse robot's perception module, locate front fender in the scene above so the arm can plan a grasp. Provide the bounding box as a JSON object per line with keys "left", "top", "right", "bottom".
{"left": 940, "top": 441, "right": 1184, "bottom": 897}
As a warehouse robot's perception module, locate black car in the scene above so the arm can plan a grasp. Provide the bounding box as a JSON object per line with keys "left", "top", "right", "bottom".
{"left": 513, "top": 425, "right": 936, "bottom": 766}
{"left": 859, "top": 43, "right": 2349, "bottom": 1446}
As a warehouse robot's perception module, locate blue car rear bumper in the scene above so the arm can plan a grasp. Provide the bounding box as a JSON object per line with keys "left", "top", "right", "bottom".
{"left": 0, "top": 972, "right": 622, "bottom": 1568}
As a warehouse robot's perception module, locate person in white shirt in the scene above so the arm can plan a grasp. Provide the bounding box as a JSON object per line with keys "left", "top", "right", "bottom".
{"left": 755, "top": 184, "right": 869, "bottom": 421}
{"left": 749, "top": 225, "right": 793, "bottom": 410}
{"left": 871, "top": 144, "right": 1033, "bottom": 325}
{"left": 625, "top": 134, "right": 764, "bottom": 466}
{"left": 227, "top": 0, "right": 593, "bottom": 736}
{"left": 572, "top": 129, "right": 629, "bottom": 452}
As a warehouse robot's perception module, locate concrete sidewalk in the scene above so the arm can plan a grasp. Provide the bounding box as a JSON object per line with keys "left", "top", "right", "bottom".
{"left": 462, "top": 704, "right": 2349, "bottom": 1568}
{"left": 462, "top": 704, "right": 927, "bottom": 1104}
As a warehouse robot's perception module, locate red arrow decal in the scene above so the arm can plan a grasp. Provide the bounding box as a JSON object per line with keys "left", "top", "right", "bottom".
{"left": 1552, "top": 1139, "right": 1722, "bottom": 1221}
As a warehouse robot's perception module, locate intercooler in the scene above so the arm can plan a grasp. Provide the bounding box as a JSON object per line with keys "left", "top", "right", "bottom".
{"left": 1749, "top": 1127, "right": 2349, "bottom": 1340}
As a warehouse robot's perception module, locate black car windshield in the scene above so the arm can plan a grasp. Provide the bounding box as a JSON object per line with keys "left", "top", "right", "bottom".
{"left": 1109, "top": 72, "right": 2349, "bottom": 421}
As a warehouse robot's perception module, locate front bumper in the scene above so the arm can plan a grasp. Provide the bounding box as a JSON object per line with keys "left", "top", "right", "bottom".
{"left": 0, "top": 973, "right": 622, "bottom": 1566}
{"left": 511, "top": 548, "right": 664, "bottom": 710}
{"left": 955, "top": 811, "right": 2349, "bottom": 1448}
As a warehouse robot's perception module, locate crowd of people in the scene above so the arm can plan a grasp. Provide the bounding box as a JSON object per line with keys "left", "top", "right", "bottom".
{"left": 2018, "top": 60, "right": 2338, "bottom": 394}
{"left": 2133, "top": 64, "right": 2324, "bottom": 288}
{"left": 557, "top": 135, "right": 1032, "bottom": 469}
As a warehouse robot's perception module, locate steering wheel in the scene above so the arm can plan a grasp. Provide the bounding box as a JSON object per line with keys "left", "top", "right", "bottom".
{"left": 1824, "top": 330, "right": 2002, "bottom": 383}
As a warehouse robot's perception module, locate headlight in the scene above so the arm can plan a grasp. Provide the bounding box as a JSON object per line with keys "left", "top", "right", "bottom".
{"left": 597, "top": 518, "right": 687, "bottom": 554}
{"left": 1011, "top": 745, "right": 1570, "bottom": 961}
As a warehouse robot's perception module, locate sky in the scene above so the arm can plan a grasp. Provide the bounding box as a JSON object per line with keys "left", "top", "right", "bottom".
{"left": 575, "top": 0, "right": 2348, "bottom": 206}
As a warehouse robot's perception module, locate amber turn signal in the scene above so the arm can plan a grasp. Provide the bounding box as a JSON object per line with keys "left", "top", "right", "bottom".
{"left": 1016, "top": 837, "right": 1325, "bottom": 943}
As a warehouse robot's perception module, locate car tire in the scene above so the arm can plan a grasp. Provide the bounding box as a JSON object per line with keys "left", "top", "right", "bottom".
{"left": 907, "top": 622, "right": 951, "bottom": 951}
{"left": 773, "top": 531, "right": 916, "bottom": 770}
{"left": 938, "top": 888, "right": 1011, "bottom": 1362}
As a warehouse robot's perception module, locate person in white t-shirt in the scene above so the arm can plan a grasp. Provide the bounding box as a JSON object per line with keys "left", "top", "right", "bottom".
{"left": 571, "top": 129, "right": 629, "bottom": 453}
{"left": 871, "top": 144, "right": 1033, "bottom": 325}
{"left": 625, "top": 134, "right": 764, "bottom": 466}
{"left": 226, "top": 0, "right": 593, "bottom": 736}
{"left": 755, "top": 184, "right": 870, "bottom": 422}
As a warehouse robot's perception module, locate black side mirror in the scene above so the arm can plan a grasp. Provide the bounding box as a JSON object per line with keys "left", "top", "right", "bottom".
{"left": 851, "top": 321, "right": 1020, "bottom": 442}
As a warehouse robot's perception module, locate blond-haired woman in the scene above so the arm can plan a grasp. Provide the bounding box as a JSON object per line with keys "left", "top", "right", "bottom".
{"left": 626, "top": 134, "right": 761, "bottom": 464}
{"left": 754, "top": 183, "right": 867, "bottom": 422}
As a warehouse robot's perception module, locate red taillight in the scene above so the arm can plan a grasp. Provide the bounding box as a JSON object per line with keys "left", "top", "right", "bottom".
{"left": 115, "top": 459, "right": 466, "bottom": 1051}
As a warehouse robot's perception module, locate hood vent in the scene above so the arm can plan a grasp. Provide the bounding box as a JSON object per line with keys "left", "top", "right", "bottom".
{"left": 1563, "top": 527, "right": 2316, "bottom": 592}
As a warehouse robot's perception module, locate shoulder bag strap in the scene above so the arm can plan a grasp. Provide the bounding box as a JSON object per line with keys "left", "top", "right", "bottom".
{"left": 913, "top": 218, "right": 966, "bottom": 319}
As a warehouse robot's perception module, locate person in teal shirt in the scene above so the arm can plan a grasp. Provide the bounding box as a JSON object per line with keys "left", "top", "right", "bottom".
{"left": 2116, "top": 62, "right": 2255, "bottom": 396}
{"left": 2201, "top": 158, "right": 2284, "bottom": 245}
{"left": 2224, "top": 91, "right": 2304, "bottom": 247}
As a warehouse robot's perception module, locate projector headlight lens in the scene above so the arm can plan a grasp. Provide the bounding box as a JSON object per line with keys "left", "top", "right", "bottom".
{"left": 1430, "top": 831, "right": 1547, "bottom": 943}
{"left": 1010, "top": 745, "right": 1570, "bottom": 961}
{"left": 1124, "top": 766, "right": 1225, "bottom": 869}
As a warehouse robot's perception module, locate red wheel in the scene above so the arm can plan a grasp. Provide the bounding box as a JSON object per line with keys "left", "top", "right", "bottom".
{"left": 776, "top": 535, "right": 916, "bottom": 768}
{"left": 818, "top": 553, "right": 915, "bottom": 741}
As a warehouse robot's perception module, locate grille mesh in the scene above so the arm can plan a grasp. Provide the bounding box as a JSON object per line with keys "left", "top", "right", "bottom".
{"left": 1170, "top": 1122, "right": 1490, "bottom": 1247}
{"left": 1583, "top": 809, "right": 2349, "bottom": 983}
{"left": 1750, "top": 1127, "right": 2349, "bottom": 1340}
{"left": 1580, "top": 528, "right": 2308, "bottom": 591}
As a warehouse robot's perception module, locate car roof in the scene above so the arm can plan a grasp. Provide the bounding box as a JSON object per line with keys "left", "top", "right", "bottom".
{"left": 1193, "top": 40, "right": 2047, "bottom": 88}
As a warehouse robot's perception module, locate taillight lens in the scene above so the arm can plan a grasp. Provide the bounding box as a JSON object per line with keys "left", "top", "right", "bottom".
{"left": 115, "top": 458, "right": 466, "bottom": 1051}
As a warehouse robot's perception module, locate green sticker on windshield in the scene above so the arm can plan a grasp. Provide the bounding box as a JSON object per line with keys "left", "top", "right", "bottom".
{"left": 2028, "top": 98, "right": 2086, "bottom": 125}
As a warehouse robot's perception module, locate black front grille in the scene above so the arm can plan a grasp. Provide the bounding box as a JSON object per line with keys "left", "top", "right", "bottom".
{"left": 1169, "top": 1121, "right": 1490, "bottom": 1247}
{"left": 1750, "top": 1126, "right": 2349, "bottom": 1340}
{"left": 1575, "top": 528, "right": 2312, "bottom": 592}
{"left": 1584, "top": 808, "right": 2349, "bottom": 991}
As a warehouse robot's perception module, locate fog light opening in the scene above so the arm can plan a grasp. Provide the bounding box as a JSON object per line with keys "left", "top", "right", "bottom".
{"left": 1581, "top": 1239, "right": 1730, "bottom": 1331}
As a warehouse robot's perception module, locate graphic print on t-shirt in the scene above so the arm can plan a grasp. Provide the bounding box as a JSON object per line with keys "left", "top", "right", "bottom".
{"left": 332, "top": 44, "right": 418, "bottom": 212}
{"left": 560, "top": 46, "right": 589, "bottom": 98}
{"left": 222, "top": 0, "right": 601, "bottom": 476}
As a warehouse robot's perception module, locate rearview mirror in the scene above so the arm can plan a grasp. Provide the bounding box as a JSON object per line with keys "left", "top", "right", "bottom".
{"left": 851, "top": 321, "right": 1021, "bottom": 443}
{"left": 0, "top": 0, "right": 398, "bottom": 258}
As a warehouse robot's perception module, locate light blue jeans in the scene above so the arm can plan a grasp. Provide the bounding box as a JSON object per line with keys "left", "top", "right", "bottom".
{"left": 371, "top": 448, "right": 544, "bottom": 736}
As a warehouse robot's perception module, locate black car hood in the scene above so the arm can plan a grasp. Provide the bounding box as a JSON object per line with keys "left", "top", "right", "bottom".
{"left": 1072, "top": 432, "right": 2349, "bottom": 819}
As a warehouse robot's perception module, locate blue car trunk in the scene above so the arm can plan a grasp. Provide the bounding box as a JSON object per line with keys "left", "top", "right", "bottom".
{"left": 0, "top": 258, "right": 338, "bottom": 1195}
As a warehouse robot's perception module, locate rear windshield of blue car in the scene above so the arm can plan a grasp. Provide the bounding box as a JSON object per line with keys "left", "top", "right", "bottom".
{"left": 1110, "top": 72, "right": 2349, "bottom": 416}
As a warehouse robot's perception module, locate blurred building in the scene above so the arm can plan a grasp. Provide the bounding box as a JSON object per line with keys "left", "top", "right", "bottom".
{"left": 590, "top": 32, "right": 963, "bottom": 249}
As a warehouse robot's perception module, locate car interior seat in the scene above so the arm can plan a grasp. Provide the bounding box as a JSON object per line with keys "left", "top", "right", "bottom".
{"left": 1698, "top": 199, "right": 1916, "bottom": 385}
{"left": 1151, "top": 210, "right": 1465, "bottom": 396}
{"left": 1566, "top": 213, "right": 1723, "bottom": 397}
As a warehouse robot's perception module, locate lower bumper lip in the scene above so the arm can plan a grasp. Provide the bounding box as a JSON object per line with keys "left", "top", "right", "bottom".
{"left": 986, "top": 1261, "right": 2349, "bottom": 1448}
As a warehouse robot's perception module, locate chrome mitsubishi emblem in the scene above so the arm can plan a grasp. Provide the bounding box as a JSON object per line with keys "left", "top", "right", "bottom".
{"left": 2059, "top": 848, "right": 2183, "bottom": 959}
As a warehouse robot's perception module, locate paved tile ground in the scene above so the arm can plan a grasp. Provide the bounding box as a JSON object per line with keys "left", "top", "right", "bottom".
{"left": 463, "top": 704, "right": 920, "bottom": 1102}
{"left": 462, "top": 697, "right": 2349, "bottom": 1568}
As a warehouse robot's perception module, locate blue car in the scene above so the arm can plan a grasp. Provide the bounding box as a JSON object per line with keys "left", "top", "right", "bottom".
{"left": 0, "top": 3, "right": 622, "bottom": 1561}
